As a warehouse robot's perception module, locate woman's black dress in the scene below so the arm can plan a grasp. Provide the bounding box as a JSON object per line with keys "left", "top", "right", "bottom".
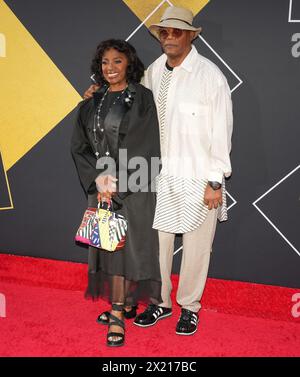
{"left": 71, "top": 83, "right": 162, "bottom": 306}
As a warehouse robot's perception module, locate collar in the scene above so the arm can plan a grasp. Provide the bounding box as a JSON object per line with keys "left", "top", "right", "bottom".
{"left": 164, "top": 44, "right": 198, "bottom": 73}
{"left": 179, "top": 45, "right": 198, "bottom": 72}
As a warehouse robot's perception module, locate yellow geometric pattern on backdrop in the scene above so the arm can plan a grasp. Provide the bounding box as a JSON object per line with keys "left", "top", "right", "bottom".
{"left": 0, "top": 0, "right": 81, "bottom": 171}
{"left": 123, "top": 0, "right": 210, "bottom": 27}
{"left": 0, "top": 148, "right": 13, "bottom": 210}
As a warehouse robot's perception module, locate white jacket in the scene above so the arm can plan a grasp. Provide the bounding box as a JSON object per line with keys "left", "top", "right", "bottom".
{"left": 143, "top": 45, "right": 233, "bottom": 184}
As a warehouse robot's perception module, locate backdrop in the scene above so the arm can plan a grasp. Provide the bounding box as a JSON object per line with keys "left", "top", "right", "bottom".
{"left": 0, "top": 0, "right": 299, "bottom": 288}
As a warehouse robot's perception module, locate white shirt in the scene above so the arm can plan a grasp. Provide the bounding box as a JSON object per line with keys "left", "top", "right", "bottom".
{"left": 143, "top": 45, "right": 233, "bottom": 184}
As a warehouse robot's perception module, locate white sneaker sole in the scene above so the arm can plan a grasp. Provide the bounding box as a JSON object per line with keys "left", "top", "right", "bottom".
{"left": 133, "top": 311, "right": 172, "bottom": 328}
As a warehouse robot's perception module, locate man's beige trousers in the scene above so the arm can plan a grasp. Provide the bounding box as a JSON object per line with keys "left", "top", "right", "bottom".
{"left": 158, "top": 208, "right": 218, "bottom": 313}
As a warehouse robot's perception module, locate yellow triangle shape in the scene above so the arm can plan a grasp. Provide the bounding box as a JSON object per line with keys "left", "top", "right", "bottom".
{"left": 0, "top": 1, "right": 81, "bottom": 170}
{"left": 123, "top": 0, "right": 209, "bottom": 28}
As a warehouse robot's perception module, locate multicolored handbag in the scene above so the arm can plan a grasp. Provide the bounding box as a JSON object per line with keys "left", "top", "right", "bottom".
{"left": 75, "top": 207, "right": 97, "bottom": 245}
{"left": 75, "top": 201, "right": 127, "bottom": 252}
{"left": 90, "top": 203, "right": 127, "bottom": 252}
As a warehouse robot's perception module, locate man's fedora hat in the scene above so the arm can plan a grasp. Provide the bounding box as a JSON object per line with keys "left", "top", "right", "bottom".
{"left": 149, "top": 6, "right": 202, "bottom": 40}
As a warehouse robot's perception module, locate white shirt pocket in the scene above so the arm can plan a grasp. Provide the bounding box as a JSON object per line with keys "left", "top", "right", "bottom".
{"left": 178, "top": 102, "right": 209, "bottom": 135}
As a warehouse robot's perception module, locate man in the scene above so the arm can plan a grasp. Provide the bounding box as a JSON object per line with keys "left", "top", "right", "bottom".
{"left": 85, "top": 6, "right": 233, "bottom": 336}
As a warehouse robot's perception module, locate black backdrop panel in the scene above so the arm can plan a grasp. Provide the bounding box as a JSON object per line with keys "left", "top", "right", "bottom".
{"left": 0, "top": 0, "right": 299, "bottom": 288}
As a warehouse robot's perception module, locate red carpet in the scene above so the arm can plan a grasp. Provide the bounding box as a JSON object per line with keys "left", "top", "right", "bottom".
{"left": 0, "top": 253, "right": 299, "bottom": 356}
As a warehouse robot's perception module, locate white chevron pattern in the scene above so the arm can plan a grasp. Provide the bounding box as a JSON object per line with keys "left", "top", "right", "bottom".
{"left": 154, "top": 174, "right": 227, "bottom": 233}
{"left": 156, "top": 66, "right": 173, "bottom": 149}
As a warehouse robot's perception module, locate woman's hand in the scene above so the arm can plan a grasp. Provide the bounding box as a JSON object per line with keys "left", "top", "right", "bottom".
{"left": 83, "top": 84, "right": 100, "bottom": 99}
{"left": 95, "top": 175, "right": 118, "bottom": 200}
{"left": 203, "top": 184, "right": 222, "bottom": 210}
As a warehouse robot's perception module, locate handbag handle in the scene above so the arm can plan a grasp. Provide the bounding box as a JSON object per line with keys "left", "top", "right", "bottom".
{"left": 98, "top": 198, "right": 114, "bottom": 211}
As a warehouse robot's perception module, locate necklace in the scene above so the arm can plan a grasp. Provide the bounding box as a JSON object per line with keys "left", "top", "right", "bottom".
{"left": 93, "top": 86, "right": 127, "bottom": 158}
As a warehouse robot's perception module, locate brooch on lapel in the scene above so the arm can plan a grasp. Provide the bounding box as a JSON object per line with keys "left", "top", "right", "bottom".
{"left": 124, "top": 83, "right": 136, "bottom": 108}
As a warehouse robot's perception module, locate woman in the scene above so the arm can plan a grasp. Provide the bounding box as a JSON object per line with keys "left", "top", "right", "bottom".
{"left": 71, "top": 39, "right": 161, "bottom": 347}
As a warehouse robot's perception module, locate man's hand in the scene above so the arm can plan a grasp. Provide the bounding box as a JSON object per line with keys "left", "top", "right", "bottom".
{"left": 83, "top": 84, "right": 100, "bottom": 99}
{"left": 204, "top": 184, "right": 222, "bottom": 210}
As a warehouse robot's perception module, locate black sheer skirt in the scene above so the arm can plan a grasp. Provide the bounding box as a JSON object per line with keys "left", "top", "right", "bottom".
{"left": 85, "top": 192, "right": 162, "bottom": 306}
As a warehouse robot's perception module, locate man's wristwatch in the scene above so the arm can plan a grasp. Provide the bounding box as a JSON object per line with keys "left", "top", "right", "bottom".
{"left": 208, "top": 181, "right": 222, "bottom": 190}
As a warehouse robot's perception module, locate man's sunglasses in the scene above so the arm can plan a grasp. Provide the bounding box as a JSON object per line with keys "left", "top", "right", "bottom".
{"left": 158, "top": 28, "right": 184, "bottom": 40}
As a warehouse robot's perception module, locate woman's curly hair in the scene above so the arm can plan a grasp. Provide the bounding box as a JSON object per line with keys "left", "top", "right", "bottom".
{"left": 91, "top": 39, "right": 145, "bottom": 85}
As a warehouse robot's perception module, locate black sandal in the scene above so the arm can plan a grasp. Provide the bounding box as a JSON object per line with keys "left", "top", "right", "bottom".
{"left": 96, "top": 311, "right": 110, "bottom": 325}
{"left": 97, "top": 305, "right": 137, "bottom": 324}
{"left": 106, "top": 304, "right": 125, "bottom": 347}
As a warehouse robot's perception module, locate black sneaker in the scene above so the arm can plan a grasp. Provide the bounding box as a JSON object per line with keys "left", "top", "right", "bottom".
{"left": 133, "top": 304, "right": 172, "bottom": 327}
{"left": 176, "top": 308, "right": 199, "bottom": 335}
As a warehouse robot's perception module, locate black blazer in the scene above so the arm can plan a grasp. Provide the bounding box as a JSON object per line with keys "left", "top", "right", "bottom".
{"left": 71, "top": 83, "right": 161, "bottom": 200}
